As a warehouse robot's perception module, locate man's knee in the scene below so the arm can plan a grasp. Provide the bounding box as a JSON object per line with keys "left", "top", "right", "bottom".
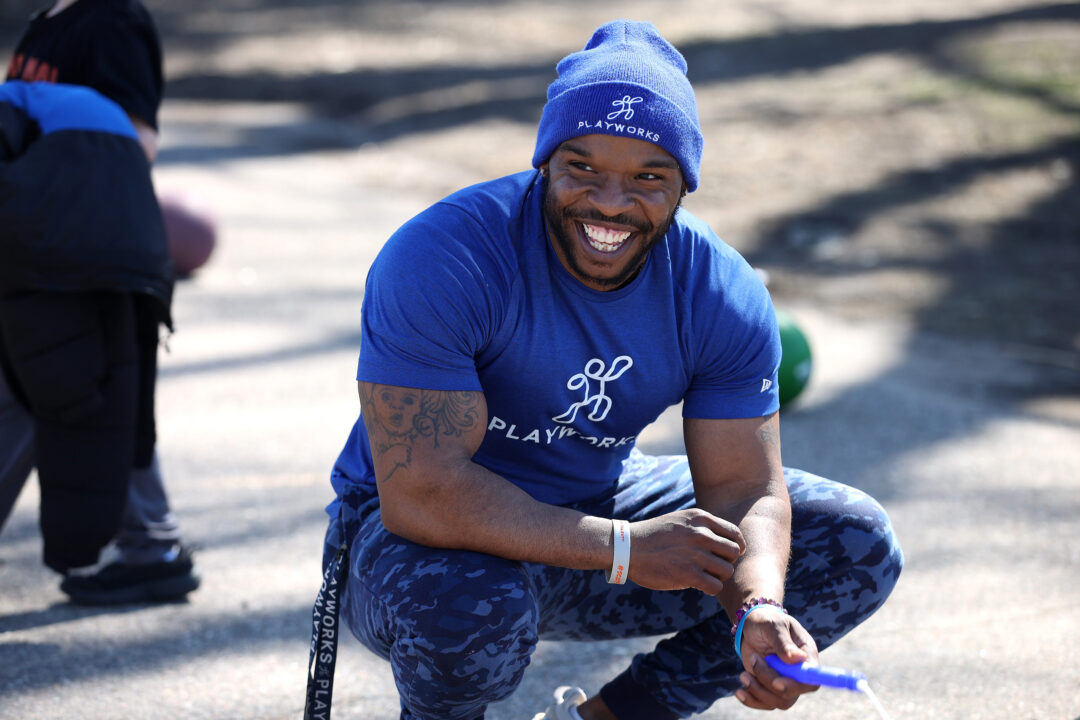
{"left": 343, "top": 528, "right": 537, "bottom": 716}
{"left": 786, "top": 471, "right": 903, "bottom": 635}
{"left": 833, "top": 493, "right": 903, "bottom": 614}
{"left": 349, "top": 539, "right": 539, "bottom": 718}
{"left": 392, "top": 592, "right": 538, "bottom": 718}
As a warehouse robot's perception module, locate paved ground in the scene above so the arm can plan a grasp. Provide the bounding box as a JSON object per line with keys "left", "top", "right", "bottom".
{"left": 1, "top": 1, "right": 1078, "bottom": 719}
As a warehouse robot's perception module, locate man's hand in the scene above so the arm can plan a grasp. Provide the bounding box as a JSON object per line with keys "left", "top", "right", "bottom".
{"left": 734, "top": 608, "right": 820, "bottom": 710}
{"left": 626, "top": 509, "right": 746, "bottom": 595}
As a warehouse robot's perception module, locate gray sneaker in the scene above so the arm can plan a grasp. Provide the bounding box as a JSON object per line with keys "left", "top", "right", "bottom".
{"left": 531, "top": 686, "right": 587, "bottom": 720}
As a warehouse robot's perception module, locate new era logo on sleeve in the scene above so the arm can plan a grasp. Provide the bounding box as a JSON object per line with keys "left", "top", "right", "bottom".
{"left": 761, "top": 379, "right": 773, "bottom": 393}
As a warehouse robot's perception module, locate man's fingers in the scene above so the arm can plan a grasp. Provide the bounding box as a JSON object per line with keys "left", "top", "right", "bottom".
{"left": 691, "top": 511, "right": 746, "bottom": 553}
{"left": 708, "top": 534, "right": 744, "bottom": 562}
{"left": 701, "top": 555, "right": 736, "bottom": 586}
{"left": 627, "top": 511, "right": 749, "bottom": 592}
{"left": 735, "top": 671, "right": 798, "bottom": 711}
{"left": 776, "top": 641, "right": 810, "bottom": 665}
{"left": 693, "top": 568, "right": 726, "bottom": 596}
{"left": 750, "top": 654, "right": 819, "bottom": 698}
{"left": 686, "top": 523, "right": 743, "bottom": 562}
{"left": 733, "top": 686, "right": 768, "bottom": 710}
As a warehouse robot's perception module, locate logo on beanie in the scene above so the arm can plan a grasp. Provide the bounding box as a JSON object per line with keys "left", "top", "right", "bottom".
{"left": 576, "top": 95, "right": 661, "bottom": 144}
{"left": 607, "top": 95, "right": 643, "bottom": 121}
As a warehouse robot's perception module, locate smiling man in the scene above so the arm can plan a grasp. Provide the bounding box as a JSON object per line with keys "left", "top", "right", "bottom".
{"left": 316, "top": 20, "right": 903, "bottom": 720}
{"left": 543, "top": 134, "right": 684, "bottom": 291}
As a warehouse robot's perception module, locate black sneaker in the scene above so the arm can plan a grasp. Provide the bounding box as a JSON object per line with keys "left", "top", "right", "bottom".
{"left": 60, "top": 545, "right": 200, "bottom": 605}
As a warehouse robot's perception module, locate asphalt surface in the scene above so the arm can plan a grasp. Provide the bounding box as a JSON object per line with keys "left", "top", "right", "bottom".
{"left": 2, "top": 3, "right": 1079, "bottom": 719}
{"left": 0, "top": 120, "right": 1076, "bottom": 720}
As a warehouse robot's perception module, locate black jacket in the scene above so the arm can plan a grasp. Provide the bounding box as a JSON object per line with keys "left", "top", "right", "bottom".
{"left": 0, "top": 81, "right": 172, "bottom": 325}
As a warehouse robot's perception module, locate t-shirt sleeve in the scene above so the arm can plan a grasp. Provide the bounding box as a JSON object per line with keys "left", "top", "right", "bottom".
{"left": 83, "top": 7, "right": 163, "bottom": 129}
{"left": 356, "top": 204, "right": 506, "bottom": 392}
{"left": 681, "top": 251, "right": 781, "bottom": 419}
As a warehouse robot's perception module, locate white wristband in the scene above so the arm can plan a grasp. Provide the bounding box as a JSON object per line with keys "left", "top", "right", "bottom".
{"left": 606, "top": 519, "right": 630, "bottom": 584}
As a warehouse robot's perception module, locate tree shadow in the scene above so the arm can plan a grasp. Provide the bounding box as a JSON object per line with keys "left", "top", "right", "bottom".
{"left": 0, "top": 600, "right": 178, "bottom": 635}
{"left": 158, "top": 326, "right": 363, "bottom": 379}
{"left": 144, "top": 2, "right": 1080, "bottom": 162}
{"left": 734, "top": 3, "right": 1080, "bottom": 393}
{"left": 682, "top": 2, "right": 1078, "bottom": 103}
{"left": 0, "top": 601, "right": 310, "bottom": 694}
{"left": 751, "top": 135, "right": 1080, "bottom": 364}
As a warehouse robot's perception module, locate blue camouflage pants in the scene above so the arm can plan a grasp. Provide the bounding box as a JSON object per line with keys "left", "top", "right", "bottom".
{"left": 324, "top": 449, "right": 903, "bottom": 720}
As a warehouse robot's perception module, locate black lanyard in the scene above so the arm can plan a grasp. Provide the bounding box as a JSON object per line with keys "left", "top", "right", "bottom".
{"left": 304, "top": 542, "right": 348, "bottom": 720}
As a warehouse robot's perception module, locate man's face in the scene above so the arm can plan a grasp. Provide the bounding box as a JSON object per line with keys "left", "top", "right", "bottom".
{"left": 541, "top": 134, "right": 684, "bottom": 292}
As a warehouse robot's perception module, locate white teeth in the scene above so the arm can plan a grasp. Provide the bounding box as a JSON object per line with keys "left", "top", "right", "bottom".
{"left": 583, "top": 223, "right": 631, "bottom": 252}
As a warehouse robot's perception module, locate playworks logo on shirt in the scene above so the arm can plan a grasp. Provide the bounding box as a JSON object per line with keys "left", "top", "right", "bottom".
{"left": 486, "top": 355, "right": 637, "bottom": 448}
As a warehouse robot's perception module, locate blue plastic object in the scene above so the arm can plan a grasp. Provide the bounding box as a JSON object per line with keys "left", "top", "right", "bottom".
{"left": 765, "top": 655, "right": 866, "bottom": 691}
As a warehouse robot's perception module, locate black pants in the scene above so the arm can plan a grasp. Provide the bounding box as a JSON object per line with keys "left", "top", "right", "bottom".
{"left": 0, "top": 290, "right": 159, "bottom": 572}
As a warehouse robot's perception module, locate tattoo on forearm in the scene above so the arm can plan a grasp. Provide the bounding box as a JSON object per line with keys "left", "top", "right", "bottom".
{"left": 758, "top": 415, "right": 780, "bottom": 454}
{"left": 361, "top": 384, "right": 480, "bottom": 481}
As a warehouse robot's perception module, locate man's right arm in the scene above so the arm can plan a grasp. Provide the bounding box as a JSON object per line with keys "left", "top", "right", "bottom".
{"left": 360, "top": 381, "right": 745, "bottom": 592}
{"left": 361, "top": 381, "right": 611, "bottom": 568}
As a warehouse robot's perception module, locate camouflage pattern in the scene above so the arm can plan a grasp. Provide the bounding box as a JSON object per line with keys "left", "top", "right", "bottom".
{"left": 324, "top": 449, "right": 903, "bottom": 720}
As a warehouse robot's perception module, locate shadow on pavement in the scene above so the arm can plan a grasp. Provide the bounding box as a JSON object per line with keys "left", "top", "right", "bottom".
{"left": 113, "top": 2, "right": 1080, "bottom": 161}
{"left": 0, "top": 600, "right": 174, "bottom": 635}
{"left": 1, "top": 602, "right": 309, "bottom": 694}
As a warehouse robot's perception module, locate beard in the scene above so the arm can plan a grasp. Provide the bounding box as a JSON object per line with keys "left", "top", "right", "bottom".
{"left": 541, "top": 175, "right": 682, "bottom": 291}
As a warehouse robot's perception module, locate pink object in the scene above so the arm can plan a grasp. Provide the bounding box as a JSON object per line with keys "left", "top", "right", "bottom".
{"left": 159, "top": 194, "right": 217, "bottom": 276}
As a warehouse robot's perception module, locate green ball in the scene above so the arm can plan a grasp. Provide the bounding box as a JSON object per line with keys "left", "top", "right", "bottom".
{"left": 775, "top": 309, "right": 813, "bottom": 408}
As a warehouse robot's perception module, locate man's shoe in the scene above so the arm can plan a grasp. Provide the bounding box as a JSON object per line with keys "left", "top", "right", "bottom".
{"left": 531, "top": 686, "right": 587, "bottom": 720}
{"left": 60, "top": 545, "right": 200, "bottom": 605}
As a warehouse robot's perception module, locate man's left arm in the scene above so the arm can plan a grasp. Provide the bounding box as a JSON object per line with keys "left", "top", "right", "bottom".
{"left": 684, "top": 413, "right": 820, "bottom": 710}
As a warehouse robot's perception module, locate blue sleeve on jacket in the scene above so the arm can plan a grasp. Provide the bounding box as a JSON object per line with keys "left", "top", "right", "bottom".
{"left": 0, "top": 80, "right": 137, "bottom": 140}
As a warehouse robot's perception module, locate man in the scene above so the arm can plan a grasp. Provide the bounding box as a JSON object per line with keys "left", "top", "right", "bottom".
{"left": 321, "top": 20, "right": 902, "bottom": 720}
{"left": 0, "top": 81, "right": 182, "bottom": 590}
{"left": 0, "top": 0, "right": 198, "bottom": 604}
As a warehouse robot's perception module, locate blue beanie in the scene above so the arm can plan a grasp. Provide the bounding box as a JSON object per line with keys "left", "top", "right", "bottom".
{"left": 532, "top": 20, "right": 704, "bottom": 192}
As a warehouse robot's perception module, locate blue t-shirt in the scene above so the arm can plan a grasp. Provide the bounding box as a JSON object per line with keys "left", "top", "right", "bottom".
{"left": 330, "top": 170, "right": 779, "bottom": 509}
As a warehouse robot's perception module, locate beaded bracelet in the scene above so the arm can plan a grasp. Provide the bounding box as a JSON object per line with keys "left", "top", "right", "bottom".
{"left": 730, "top": 597, "right": 786, "bottom": 636}
{"left": 730, "top": 598, "right": 787, "bottom": 661}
